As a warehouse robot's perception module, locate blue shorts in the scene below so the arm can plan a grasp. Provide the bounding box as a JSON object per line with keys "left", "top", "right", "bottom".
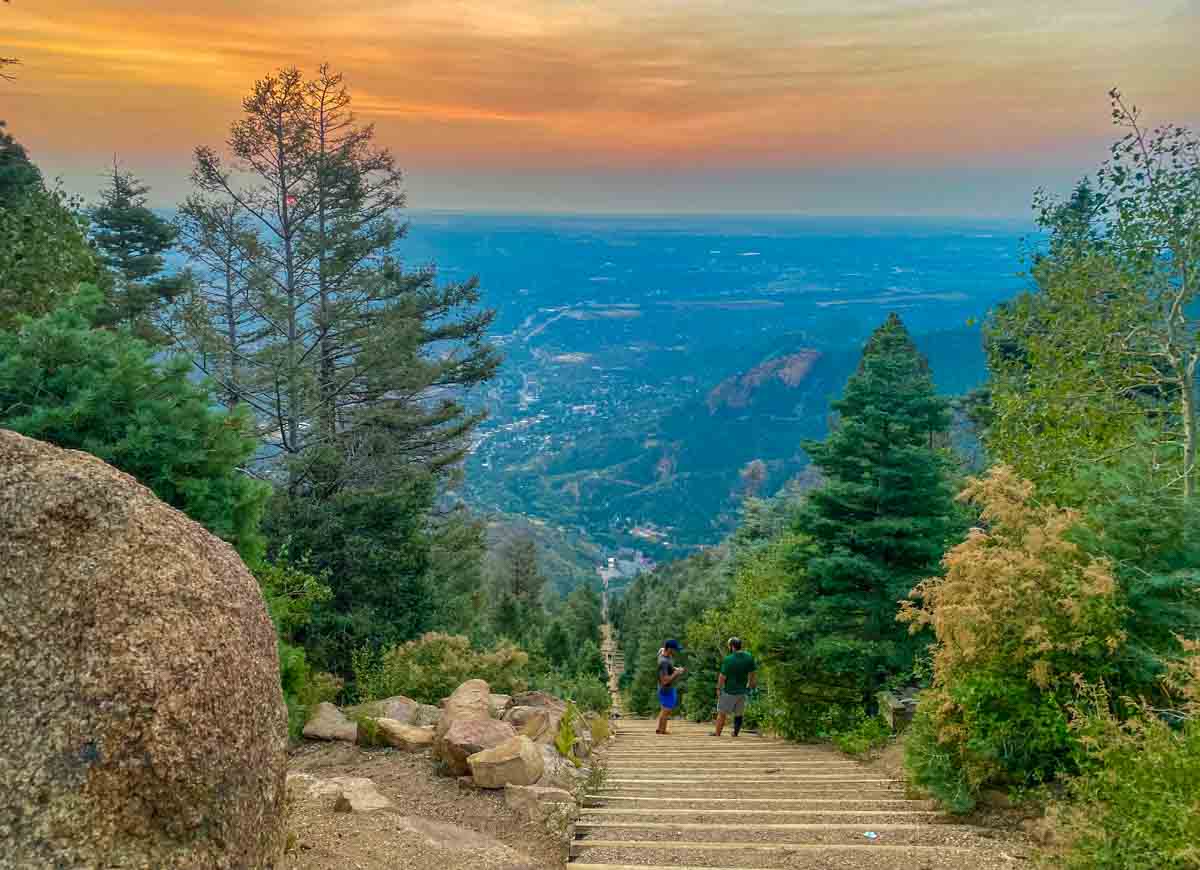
{"left": 658, "top": 686, "right": 679, "bottom": 710}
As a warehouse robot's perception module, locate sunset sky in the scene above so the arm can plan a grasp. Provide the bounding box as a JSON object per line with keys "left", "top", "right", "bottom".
{"left": 3, "top": 0, "right": 1198, "bottom": 214}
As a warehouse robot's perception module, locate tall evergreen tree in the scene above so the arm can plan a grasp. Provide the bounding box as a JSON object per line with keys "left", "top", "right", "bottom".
{"left": 88, "top": 164, "right": 188, "bottom": 339}
{"left": 173, "top": 196, "right": 268, "bottom": 410}
{"left": 775, "top": 313, "right": 960, "bottom": 707}
{"left": 186, "top": 65, "right": 500, "bottom": 494}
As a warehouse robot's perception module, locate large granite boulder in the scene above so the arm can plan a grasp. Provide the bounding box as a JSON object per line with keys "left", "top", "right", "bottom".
{"left": 0, "top": 430, "right": 288, "bottom": 868}
{"left": 468, "top": 735, "right": 544, "bottom": 789}
{"left": 435, "top": 719, "right": 516, "bottom": 776}
{"left": 434, "top": 679, "right": 492, "bottom": 740}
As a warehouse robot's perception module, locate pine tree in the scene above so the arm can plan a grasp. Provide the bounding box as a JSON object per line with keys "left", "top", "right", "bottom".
{"left": 88, "top": 164, "right": 188, "bottom": 339}
{"left": 187, "top": 65, "right": 500, "bottom": 494}
{"left": 777, "top": 312, "right": 960, "bottom": 706}
{"left": 173, "top": 196, "right": 269, "bottom": 410}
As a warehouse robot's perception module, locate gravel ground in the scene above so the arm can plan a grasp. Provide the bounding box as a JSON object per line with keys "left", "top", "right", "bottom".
{"left": 282, "top": 742, "right": 566, "bottom": 870}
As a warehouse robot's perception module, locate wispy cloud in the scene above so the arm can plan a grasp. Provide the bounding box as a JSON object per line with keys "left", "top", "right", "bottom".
{"left": 3, "top": 0, "right": 1197, "bottom": 208}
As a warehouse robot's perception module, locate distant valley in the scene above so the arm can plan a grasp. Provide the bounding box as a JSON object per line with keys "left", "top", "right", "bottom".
{"left": 399, "top": 214, "right": 1026, "bottom": 555}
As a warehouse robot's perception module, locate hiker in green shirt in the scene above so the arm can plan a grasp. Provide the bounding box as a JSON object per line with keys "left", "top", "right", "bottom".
{"left": 712, "top": 637, "right": 756, "bottom": 737}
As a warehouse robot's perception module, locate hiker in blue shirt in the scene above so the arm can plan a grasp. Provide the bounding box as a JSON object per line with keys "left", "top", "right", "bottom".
{"left": 655, "top": 639, "right": 685, "bottom": 734}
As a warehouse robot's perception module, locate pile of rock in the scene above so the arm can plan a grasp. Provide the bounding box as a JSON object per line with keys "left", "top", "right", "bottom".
{"left": 300, "top": 679, "right": 605, "bottom": 797}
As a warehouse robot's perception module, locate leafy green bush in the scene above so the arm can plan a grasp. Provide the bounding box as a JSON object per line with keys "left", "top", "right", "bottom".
{"left": 1043, "top": 671, "right": 1200, "bottom": 870}
{"left": 354, "top": 632, "right": 529, "bottom": 704}
{"left": 831, "top": 713, "right": 892, "bottom": 756}
{"left": 905, "top": 673, "right": 1073, "bottom": 811}
{"left": 256, "top": 556, "right": 340, "bottom": 738}
{"left": 903, "top": 705, "right": 975, "bottom": 813}
{"left": 533, "top": 670, "right": 610, "bottom": 714}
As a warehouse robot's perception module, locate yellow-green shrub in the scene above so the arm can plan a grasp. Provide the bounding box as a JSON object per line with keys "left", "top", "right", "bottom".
{"left": 354, "top": 632, "right": 529, "bottom": 704}
{"left": 899, "top": 467, "right": 1127, "bottom": 808}
{"left": 1043, "top": 649, "right": 1200, "bottom": 869}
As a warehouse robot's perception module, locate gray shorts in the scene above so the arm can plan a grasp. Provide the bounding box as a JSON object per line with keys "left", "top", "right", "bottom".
{"left": 717, "top": 691, "right": 746, "bottom": 715}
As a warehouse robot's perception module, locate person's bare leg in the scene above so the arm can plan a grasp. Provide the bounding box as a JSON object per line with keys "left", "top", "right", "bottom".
{"left": 713, "top": 711, "right": 727, "bottom": 736}
{"left": 657, "top": 707, "right": 670, "bottom": 734}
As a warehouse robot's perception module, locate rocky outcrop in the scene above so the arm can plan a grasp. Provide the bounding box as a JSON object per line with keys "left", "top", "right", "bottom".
{"left": 303, "top": 702, "right": 358, "bottom": 742}
{"left": 468, "top": 735, "right": 544, "bottom": 789}
{"left": 376, "top": 719, "right": 435, "bottom": 751}
{"left": 0, "top": 430, "right": 287, "bottom": 868}
{"left": 504, "top": 784, "right": 578, "bottom": 822}
{"left": 706, "top": 349, "right": 822, "bottom": 412}
{"left": 436, "top": 719, "right": 517, "bottom": 776}
{"left": 489, "top": 694, "right": 513, "bottom": 716}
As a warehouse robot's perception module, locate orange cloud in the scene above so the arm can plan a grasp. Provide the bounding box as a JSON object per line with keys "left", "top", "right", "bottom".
{"left": 3, "top": 0, "right": 1197, "bottom": 202}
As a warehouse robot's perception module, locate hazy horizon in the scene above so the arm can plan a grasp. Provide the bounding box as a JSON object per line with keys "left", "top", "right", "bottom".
{"left": 5, "top": 0, "right": 1198, "bottom": 214}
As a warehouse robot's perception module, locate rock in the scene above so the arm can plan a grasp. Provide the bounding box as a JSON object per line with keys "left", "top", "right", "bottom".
{"left": 375, "top": 718, "right": 434, "bottom": 751}
{"left": 510, "top": 690, "right": 567, "bottom": 712}
{"left": 303, "top": 702, "right": 358, "bottom": 743}
{"left": 331, "top": 777, "right": 393, "bottom": 813}
{"left": 394, "top": 816, "right": 534, "bottom": 866}
{"left": 536, "top": 743, "right": 584, "bottom": 791}
{"left": 877, "top": 689, "right": 921, "bottom": 732}
{"left": 504, "top": 784, "right": 578, "bottom": 822}
{"left": 468, "top": 735, "right": 545, "bottom": 789}
{"left": 345, "top": 695, "right": 418, "bottom": 725}
{"left": 489, "top": 693, "right": 513, "bottom": 716}
{"left": 505, "top": 706, "right": 563, "bottom": 743}
{"left": 0, "top": 430, "right": 288, "bottom": 868}
{"left": 435, "top": 718, "right": 517, "bottom": 776}
{"left": 413, "top": 704, "right": 442, "bottom": 727}
{"left": 434, "top": 679, "right": 492, "bottom": 740}
{"left": 572, "top": 725, "right": 594, "bottom": 760}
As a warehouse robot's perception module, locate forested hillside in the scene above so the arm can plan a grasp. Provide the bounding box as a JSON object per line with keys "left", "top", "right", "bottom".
{"left": 0, "top": 69, "right": 612, "bottom": 736}
{"left": 613, "top": 94, "right": 1200, "bottom": 869}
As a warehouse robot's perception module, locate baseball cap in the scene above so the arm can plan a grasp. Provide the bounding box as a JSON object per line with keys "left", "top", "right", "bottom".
{"left": 664, "top": 639, "right": 682, "bottom": 651}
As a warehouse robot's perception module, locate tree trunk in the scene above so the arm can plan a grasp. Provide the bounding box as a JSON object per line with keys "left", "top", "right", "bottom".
{"left": 1182, "top": 354, "right": 1197, "bottom": 502}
